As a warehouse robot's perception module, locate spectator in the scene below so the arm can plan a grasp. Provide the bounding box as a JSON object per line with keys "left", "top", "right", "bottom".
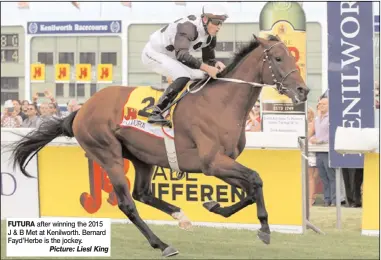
{"left": 13, "top": 99, "right": 27, "bottom": 121}
{"left": 21, "top": 100, "right": 30, "bottom": 114}
{"left": 39, "top": 102, "right": 51, "bottom": 116}
{"left": 31, "top": 93, "right": 40, "bottom": 114}
{"left": 375, "top": 81, "right": 380, "bottom": 129}
{"left": 245, "top": 100, "right": 261, "bottom": 132}
{"left": 309, "top": 97, "right": 337, "bottom": 206}
{"left": 62, "top": 99, "right": 81, "bottom": 117}
{"left": 245, "top": 114, "right": 254, "bottom": 131}
{"left": 342, "top": 168, "right": 363, "bottom": 208}
{"left": 1, "top": 100, "right": 23, "bottom": 128}
{"left": 41, "top": 90, "right": 62, "bottom": 118}
{"left": 307, "top": 106, "right": 318, "bottom": 206}
{"left": 48, "top": 102, "right": 62, "bottom": 118}
{"left": 375, "top": 80, "right": 379, "bottom": 109}
{"left": 31, "top": 90, "right": 59, "bottom": 116}
{"left": 320, "top": 89, "right": 328, "bottom": 100}
{"left": 21, "top": 103, "right": 41, "bottom": 128}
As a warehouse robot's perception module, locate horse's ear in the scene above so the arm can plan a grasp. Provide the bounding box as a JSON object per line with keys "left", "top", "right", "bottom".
{"left": 253, "top": 34, "right": 264, "bottom": 46}
{"left": 275, "top": 34, "right": 282, "bottom": 41}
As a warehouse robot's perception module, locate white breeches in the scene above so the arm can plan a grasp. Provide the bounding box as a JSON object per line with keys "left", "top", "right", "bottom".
{"left": 141, "top": 42, "right": 206, "bottom": 81}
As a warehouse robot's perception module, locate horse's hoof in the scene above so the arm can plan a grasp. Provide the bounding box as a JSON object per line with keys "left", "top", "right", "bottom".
{"left": 203, "top": 200, "right": 220, "bottom": 212}
{"left": 162, "top": 246, "right": 179, "bottom": 257}
{"left": 179, "top": 219, "right": 193, "bottom": 231}
{"left": 257, "top": 230, "right": 271, "bottom": 245}
{"left": 171, "top": 210, "right": 192, "bottom": 231}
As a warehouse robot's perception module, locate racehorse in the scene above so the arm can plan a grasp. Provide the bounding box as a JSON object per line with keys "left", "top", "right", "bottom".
{"left": 9, "top": 34, "right": 309, "bottom": 257}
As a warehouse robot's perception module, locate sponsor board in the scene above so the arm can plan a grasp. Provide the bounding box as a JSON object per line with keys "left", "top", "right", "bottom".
{"left": 361, "top": 153, "right": 379, "bottom": 236}
{"left": 1, "top": 144, "right": 39, "bottom": 219}
{"left": 38, "top": 146, "right": 303, "bottom": 232}
{"left": 327, "top": 2, "right": 375, "bottom": 168}
{"left": 259, "top": 2, "right": 307, "bottom": 136}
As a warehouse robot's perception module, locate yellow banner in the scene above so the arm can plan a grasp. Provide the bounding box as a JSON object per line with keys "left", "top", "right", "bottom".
{"left": 97, "top": 64, "right": 113, "bottom": 83}
{"left": 38, "top": 146, "right": 303, "bottom": 228}
{"left": 55, "top": 64, "right": 70, "bottom": 83}
{"left": 76, "top": 64, "right": 91, "bottom": 82}
{"left": 30, "top": 64, "right": 45, "bottom": 83}
{"left": 362, "top": 153, "right": 380, "bottom": 233}
{"left": 259, "top": 21, "right": 306, "bottom": 104}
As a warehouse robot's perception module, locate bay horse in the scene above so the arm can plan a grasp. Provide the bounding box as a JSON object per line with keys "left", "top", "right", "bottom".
{"left": 9, "top": 34, "right": 309, "bottom": 257}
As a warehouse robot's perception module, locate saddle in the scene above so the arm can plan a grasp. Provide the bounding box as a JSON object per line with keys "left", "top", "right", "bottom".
{"left": 119, "top": 77, "right": 209, "bottom": 180}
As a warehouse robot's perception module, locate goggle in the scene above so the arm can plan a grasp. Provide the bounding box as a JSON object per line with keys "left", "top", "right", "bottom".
{"left": 209, "top": 18, "right": 224, "bottom": 26}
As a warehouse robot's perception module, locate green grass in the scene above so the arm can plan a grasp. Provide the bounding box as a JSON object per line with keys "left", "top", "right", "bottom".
{"left": 1, "top": 206, "right": 379, "bottom": 259}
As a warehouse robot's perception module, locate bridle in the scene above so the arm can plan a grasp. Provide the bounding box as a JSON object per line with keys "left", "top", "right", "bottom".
{"left": 261, "top": 41, "right": 299, "bottom": 95}
{"left": 188, "top": 41, "right": 299, "bottom": 96}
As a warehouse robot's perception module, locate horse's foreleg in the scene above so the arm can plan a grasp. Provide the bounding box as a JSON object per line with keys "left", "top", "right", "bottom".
{"left": 131, "top": 158, "right": 192, "bottom": 231}
{"left": 199, "top": 151, "right": 270, "bottom": 244}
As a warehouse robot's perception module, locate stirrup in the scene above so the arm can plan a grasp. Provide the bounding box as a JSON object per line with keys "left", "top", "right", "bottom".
{"left": 147, "top": 116, "right": 172, "bottom": 128}
{"left": 146, "top": 105, "right": 162, "bottom": 117}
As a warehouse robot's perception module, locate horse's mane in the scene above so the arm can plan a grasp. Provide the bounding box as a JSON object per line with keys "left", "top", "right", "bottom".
{"left": 218, "top": 34, "right": 279, "bottom": 78}
{"left": 190, "top": 34, "right": 280, "bottom": 87}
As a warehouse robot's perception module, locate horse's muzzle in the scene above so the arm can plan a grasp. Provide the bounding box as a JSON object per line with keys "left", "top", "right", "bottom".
{"left": 296, "top": 85, "right": 309, "bottom": 102}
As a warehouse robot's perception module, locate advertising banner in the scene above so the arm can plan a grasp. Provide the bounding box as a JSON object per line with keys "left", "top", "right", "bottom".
{"left": 27, "top": 21, "right": 122, "bottom": 34}
{"left": 1, "top": 143, "right": 39, "bottom": 219}
{"left": 76, "top": 64, "right": 92, "bottom": 83}
{"left": 327, "top": 2, "right": 375, "bottom": 168}
{"left": 97, "top": 64, "right": 113, "bottom": 83}
{"left": 361, "top": 153, "right": 380, "bottom": 236}
{"left": 38, "top": 146, "right": 303, "bottom": 233}
{"left": 259, "top": 2, "right": 307, "bottom": 136}
{"left": 30, "top": 63, "right": 45, "bottom": 83}
{"left": 55, "top": 64, "right": 70, "bottom": 83}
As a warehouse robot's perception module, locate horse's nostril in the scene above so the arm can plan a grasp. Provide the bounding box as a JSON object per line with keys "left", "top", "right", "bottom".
{"left": 297, "top": 87, "right": 308, "bottom": 95}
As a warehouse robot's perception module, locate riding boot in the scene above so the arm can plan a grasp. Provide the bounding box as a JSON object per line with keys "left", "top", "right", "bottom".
{"left": 148, "top": 77, "right": 190, "bottom": 125}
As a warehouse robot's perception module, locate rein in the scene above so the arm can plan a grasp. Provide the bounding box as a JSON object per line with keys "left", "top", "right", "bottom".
{"left": 188, "top": 41, "right": 298, "bottom": 94}
{"left": 187, "top": 76, "right": 276, "bottom": 94}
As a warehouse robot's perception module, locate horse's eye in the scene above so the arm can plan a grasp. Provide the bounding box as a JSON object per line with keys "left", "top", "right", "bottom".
{"left": 275, "top": 57, "right": 282, "bottom": 62}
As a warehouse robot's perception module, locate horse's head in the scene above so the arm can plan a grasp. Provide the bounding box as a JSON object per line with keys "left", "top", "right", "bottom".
{"left": 254, "top": 34, "right": 309, "bottom": 103}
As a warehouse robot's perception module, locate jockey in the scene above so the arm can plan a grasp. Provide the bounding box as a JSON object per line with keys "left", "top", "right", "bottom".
{"left": 141, "top": 3, "right": 229, "bottom": 125}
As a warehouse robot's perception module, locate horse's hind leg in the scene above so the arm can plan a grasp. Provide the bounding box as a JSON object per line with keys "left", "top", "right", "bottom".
{"left": 131, "top": 158, "right": 192, "bottom": 230}
{"left": 77, "top": 134, "right": 178, "bottom": 257}
{"left": 203, "top": 177, "right": 256, "bottom": 218}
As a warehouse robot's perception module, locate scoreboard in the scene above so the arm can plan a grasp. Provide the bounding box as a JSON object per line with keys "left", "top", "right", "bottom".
{"left": 1, "top": 33, "right": 19, "bottom": 63}
{"left": 127, "top": 22, "right": 322, "bottom": 106}
{"left": 1, "top": 26, "right": 25, "bottom": 104}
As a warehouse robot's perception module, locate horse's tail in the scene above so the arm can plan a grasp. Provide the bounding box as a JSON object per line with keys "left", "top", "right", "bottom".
{"left": 9, "top": 110, "right": 79, "bottom": 178}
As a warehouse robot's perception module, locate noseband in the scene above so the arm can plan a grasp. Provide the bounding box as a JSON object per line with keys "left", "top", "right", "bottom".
{"left": 262, "top": 42, "right": 299, "bottom": 95}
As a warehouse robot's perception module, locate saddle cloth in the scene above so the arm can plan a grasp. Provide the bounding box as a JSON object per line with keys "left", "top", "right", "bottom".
{"left": 119, "top": 85, "right": 188, "bottom": 139}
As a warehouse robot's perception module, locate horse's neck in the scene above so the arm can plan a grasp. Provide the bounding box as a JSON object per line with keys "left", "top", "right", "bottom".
{"left": 217, "top": 49, "right": 263, "bottom": 121}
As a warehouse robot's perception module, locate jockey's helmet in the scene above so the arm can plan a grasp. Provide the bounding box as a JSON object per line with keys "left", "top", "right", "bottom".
{"left": 201, "top": 3, "right": 229, "bottom": 21}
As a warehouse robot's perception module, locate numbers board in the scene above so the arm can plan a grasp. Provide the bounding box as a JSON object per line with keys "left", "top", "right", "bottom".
{"left": 1, "top": 26, "right": 24, "bottom": 63}
{"left": 1, "top": 26, "right": 25, "bottom": 103}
